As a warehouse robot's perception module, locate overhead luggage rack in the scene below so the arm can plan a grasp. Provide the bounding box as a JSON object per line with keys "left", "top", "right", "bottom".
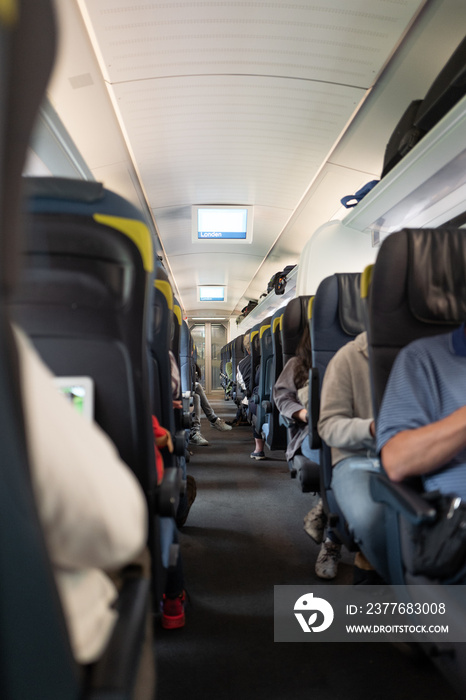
{"left": 343, "top": 94, "right": 466, "bottom": 243}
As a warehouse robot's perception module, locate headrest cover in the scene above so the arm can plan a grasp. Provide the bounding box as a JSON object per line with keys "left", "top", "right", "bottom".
{"left": 25, "top": 177, "right": 104, "bottom": 204}
{"left": 408, "top": 228, "right": 466, "bottom": 324}
{"left": 337, "top": 273, "right": 365, "bottom": 336}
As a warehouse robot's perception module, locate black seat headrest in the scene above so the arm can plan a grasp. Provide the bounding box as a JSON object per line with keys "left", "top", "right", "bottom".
{"left": 407, "top": 228, "right": 466, "bottom": 325}
{"left": 337, "top": 273, "right": 366, "bottom": 336}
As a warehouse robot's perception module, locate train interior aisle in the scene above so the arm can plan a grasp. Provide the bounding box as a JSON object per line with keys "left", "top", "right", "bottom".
{"left": 156, "top": 395, "right": 459, "bottom": 700}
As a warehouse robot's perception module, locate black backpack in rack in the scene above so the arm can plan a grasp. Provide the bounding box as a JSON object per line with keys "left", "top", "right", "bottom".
{"left": 381, "top": 35, "right": 466, "bottom": 179}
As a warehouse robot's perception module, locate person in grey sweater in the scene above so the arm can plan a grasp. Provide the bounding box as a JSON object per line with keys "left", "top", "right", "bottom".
{"left": 318, "top": 331, "right": 376, "bottom": 465}
{"left": 317, "top": 331, "right": 385, "bottom": 583}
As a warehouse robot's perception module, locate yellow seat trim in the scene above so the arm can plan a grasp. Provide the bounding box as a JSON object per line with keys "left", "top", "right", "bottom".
{"left": 361, "top": 265, "right": 374, "bottom": 299}
{"left": 0, "top": 0, "right": 18, "bottom": 26}
{"left": 173, "top": 304, "right": 182, "bottom": 325}
{"left": 272, "top": 314, "right": 283, "bottom": 334}
{"left": 260, "top": 324, "right": 271, "bottom": 339}
{"left": 93, "top": 214, "right": 153, "bottom": 272}
{"left": 155, "top": 279, "right": 174, "bottom": 311}
{"left": 308, "top": 296, "right": 314, "bottom": 320}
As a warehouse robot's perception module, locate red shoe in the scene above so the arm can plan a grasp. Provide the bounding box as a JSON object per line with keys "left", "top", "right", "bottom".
{"left": 161, "top": 592, "right": 186, "bottom": 629}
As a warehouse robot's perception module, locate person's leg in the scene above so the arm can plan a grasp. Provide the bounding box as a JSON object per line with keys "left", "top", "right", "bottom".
{"left": 331, "top": 456, "right": 389, "bottom": 581}
{"left": 251, "top": 427, "right": 265, "bottom": 459}
{"left": 190, "top": 391, "right": 201, "bottom": 434}
{"left": 195, "top": 382, "right": 232, "bottom": 431}
{"left": 300, "top": 438, "right": 321, "bottom": 465}
{"left": 189, "top": 392, "right": 209, "bottom": 445}
{"left": 162, "top": 539, "right": 186, "bottom": 630}
{"left": 196, "top": 382, "right": 217, "bottom": 422}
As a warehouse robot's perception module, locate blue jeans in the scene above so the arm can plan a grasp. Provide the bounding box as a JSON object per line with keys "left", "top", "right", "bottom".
{"left": 300, "top": 438, "right": 321, "bottom": 465}
{"left": 331, "top": 456, "right": 390, "bottom": 581}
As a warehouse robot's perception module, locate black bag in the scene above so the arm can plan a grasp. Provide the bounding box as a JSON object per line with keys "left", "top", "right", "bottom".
{"left": 409, "top": 491, "right": 466, "bottom": 579}
{"left": 267, "top": 265, "right": 296, "bottom": 295}
{"left": 240, "top": 300, "right": 258, "bottom": 317}
{"left": 415, "top": 35, "right": 466, "bottom": 132}
{"left": 381, "top": 99, "right": 425, "bottom": 178}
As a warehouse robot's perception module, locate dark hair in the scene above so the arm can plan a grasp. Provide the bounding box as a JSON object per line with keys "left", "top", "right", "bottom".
{"left": 195, "top": 363, "right": 202, "bottom": 380}
{"left": 293, "top": 324, "right": 312, "bottom": 389}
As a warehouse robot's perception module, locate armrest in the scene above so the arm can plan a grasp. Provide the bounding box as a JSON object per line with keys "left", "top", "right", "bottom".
{"left": 369, "top": 471, "right": 437, "bottom": 525}
{"left": 309, "top": 367, "right": 322, "bottom": 450}
{"left": 87, "top": 573, "right": 151, "bottom": 699}
{"left": 156, "top": 466, "right": 184, "bottom": 517}
{"left": 173, "top": 429, "right": 187, "bottom": 456}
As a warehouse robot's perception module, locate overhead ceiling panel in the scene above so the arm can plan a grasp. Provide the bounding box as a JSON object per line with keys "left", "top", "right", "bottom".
{"left": 76, "top": 0, "right": 427, "bottom": 317}
{"left": 112, "top": 76, "right": 363, "bottom": 210}
{"left": 79, "top": 0, "right": 424, "bottom": 87}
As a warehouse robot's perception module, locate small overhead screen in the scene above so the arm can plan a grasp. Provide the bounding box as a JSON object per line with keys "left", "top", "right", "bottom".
{"left": 192, "top": 205, "right": 253, "bottom": 243}
{"left": 199, "top": 285, "right": 226, "bottom": 302}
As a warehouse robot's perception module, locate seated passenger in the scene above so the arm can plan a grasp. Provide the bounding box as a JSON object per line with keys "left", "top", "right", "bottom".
{"left": 228, "top": 334, "right": 252, "bottom": 426}
{"left": 318, "top": 331, "right": 382, "bottom": 583}
{"left": 365, "top": 325, "right": 466, "bottom": 584}
{"left": 237, "top": 334, "right": 265, "bottom": 459}
{"left": 273, "top": 324, "right": 317, "bottom": 464}
{"left": 377, "top": 325, "right": 466, "bottom": 501}
{"left": 13, "top": 324, "right": 148, "bottom": 665}
{"left": 189, "top": 363, "right": 232, "bottom": 445}
{"left": 273, "top": 326, "right": 340, "bottom": 579}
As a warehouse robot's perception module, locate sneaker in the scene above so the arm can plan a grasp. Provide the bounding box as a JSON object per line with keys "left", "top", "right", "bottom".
{"left": 161, "top": 591, "right": 186, "bottom": 629}
{"left": 250, "top": 450, "right": 266, "bottom": 460}
{"left": 189, "top": 432, "right": 209, "bottom": 446}
{"left": 176, "top": 475, "right": 197, "bottom": 528}
{"left": 315, "top": 540, "right": 341, "bottom": 580}
{"left": 210, "top": 417, "right": 232, "bottom": 431}
{"left": 303, "top": 499, "right": 326, "bottom": 544}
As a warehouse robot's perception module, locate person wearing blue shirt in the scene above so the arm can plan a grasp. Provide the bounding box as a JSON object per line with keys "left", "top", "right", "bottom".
{"left": 377, "top": 323, "right": 466, "bottom": 501}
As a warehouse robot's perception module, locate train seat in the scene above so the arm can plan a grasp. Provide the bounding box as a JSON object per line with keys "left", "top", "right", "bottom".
{"left": 153, "top": 267, "right": 186, "bottom": 464}
{"left": 14, "top": 177, "right": 156, "bottom": 488}
{"left": 172, "top": 296, "right": 191, "bottom": 432}
{"left": 180, "top": 319, "right": 195, "bottom": 396}
{"left": 220, "top": 339, "right": 234, "bottom": 399}
{"left": 151, "top": 274, "right": 187, "bottom": 570}
{"left": 310, "top": 272, "right": 366, "bottom": 549}
{"left": 366, "top": 227, "right": 466, "bottom": 695}
{"left": 263, "top": 307, "right": 287, "bottom": 450}
{"left": 10, "top": 175, "right": 173, "bottom": 604}
{"left": 254, "top": 316, "right": 273, "bottom": 436}
{"left": 366, "top": 228, "right": 466, "bottom": 583}
{"left": 231, "top": 333, "right": 246, "bottom": 402}
{"left": 246, "top": 321, "right": 262, "bottom": 425}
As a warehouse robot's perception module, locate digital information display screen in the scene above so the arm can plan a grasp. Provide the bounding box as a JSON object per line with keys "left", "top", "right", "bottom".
{"left": 193, "top": 206, "right": 252, "bottom": 243}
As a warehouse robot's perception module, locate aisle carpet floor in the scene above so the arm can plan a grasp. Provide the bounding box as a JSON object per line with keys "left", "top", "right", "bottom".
{"left": 155, "top": 394, "right": 461, "bottom": 700}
